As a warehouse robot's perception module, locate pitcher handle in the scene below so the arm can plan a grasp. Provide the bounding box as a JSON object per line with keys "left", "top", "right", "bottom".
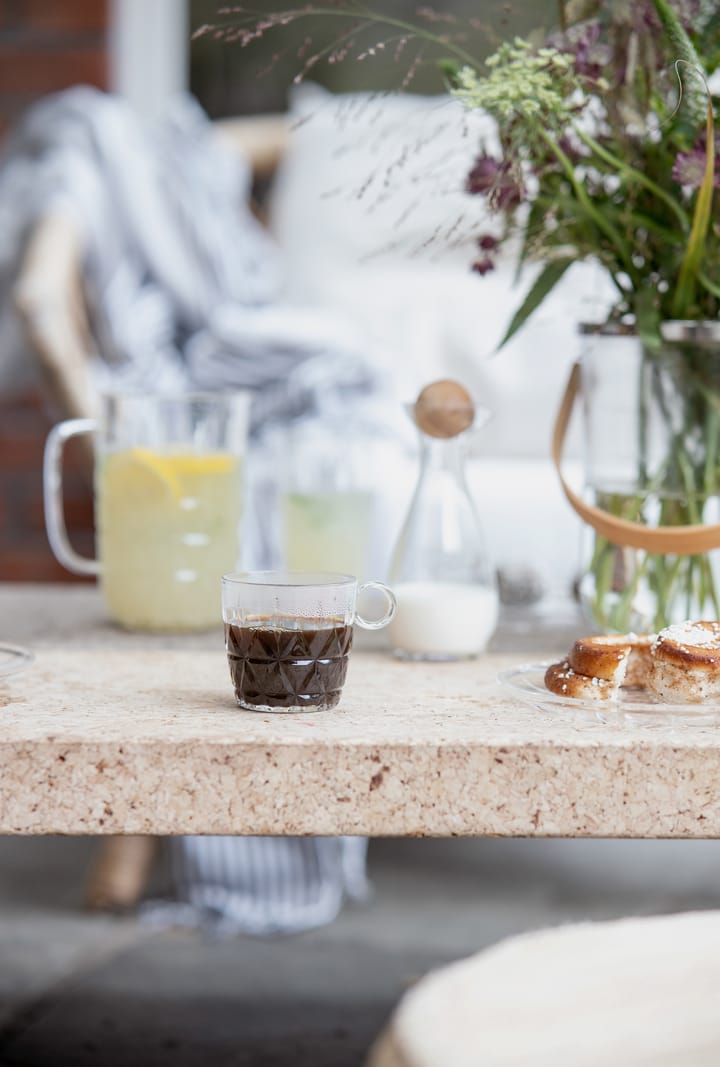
{"left": 43, "top": 418, "right": 100, "bottom": 576}
{"left": 355, "top": 580, "right": 397, "bottom": 630}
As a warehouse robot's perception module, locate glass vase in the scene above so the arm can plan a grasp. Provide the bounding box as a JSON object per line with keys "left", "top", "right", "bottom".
{"left": 578, "top": 322, "right": 720, "bottom": 633}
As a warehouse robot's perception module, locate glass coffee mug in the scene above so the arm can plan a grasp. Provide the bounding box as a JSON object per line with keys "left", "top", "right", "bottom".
{"left": 44, "top": 392, "right": 250, "bottom": 632}
{"left": 222, "top": 571, "right": 396, "bottom": 712}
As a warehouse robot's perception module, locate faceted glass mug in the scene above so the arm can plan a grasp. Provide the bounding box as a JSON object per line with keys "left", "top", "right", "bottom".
{"left": 44, "top": 392, "right": 250, "bottom": 632}
{"left": 222, "top": 571, "right": 396, "bottom": 712}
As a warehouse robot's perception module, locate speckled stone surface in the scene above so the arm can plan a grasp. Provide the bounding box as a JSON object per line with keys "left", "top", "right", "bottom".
{"left": 1, "top": 585, "right": 719, "bottom": 838}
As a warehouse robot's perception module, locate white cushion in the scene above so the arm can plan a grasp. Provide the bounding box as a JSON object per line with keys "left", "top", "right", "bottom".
{"left": 271, "top": 84, "right": 497, "bottom": 271}
{"left": 270, "top": 85, "right": 615, "bottom": 456}
{"left": 369, "top": 911, "right": 720, "bottom": 1067}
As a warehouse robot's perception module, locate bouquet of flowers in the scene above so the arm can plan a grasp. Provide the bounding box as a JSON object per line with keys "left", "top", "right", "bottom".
{"left": 201, "top": 1, "right": 719, "bottom": 629}
{"left": 452, "top": 0, "right": 718, "bottom": 345}
{"left": 199, "top": 1, "right": 717, "bottom": 336}
{"left": 449, "top": 0, "right": 719, "bottom": 631}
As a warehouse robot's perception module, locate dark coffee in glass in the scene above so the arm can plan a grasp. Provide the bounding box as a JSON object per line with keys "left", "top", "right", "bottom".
{"left": 225, "top": 617, "right": 354, "bottom": 712}
{"left": 221, "top": 572, "right": 396, "bottom": 714}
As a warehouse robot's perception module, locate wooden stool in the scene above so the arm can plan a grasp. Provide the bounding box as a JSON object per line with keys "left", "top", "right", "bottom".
{"left": 368, "top": 911, "right": 720, "bottom": 1066}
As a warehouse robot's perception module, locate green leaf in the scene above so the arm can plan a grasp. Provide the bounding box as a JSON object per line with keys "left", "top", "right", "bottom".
{"left": 536, "top": 127, "right": 635, "bottom": 275}
{"left": 634, "top": 284, "right": 662, "bottom": 350}
{"left": 701, "top": 11, "right": 720, "bottom": 73}
{"left": 513, "top": 197, "right": 545, "bottom": 284}
{"left": 631, "top": 211, "right": 686, "bottom": 244}
{"left": 497, "top": 259, "right": 574, "bottom": 350}
{"left": 437, "top": 58, "right": 462, "bottom": 84}
{"left": 698, "top": 270, "right": 720, "bottom": 300}
{"left": 672, "top": 96, "right": 716, "bottom": 317}
{"left": 576, "top": 127, "right": 689, "bottom": 232}
{"left": 650, "top": 0, "right": 707, "bottom": 129}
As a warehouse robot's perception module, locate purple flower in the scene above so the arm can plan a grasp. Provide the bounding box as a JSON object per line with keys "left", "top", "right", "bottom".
{"left": 634, "top": 0, "right": 700, "bottom": 33}
{"left": 637, "top": 1, "right": 661, "bottom": 31}
{"left": 472, "top": 257, "right": 495, "bottom": 276}
{"left": 472, "top": 234, "right": 499, "bottom": 276}
{"left": 571, "top": 21, "right": 604, "bottom": 80}
{"left": 466, "top": 155, "right": 524, "bottom": 211}
{"left": 672, "top": 140, "right": 720, "bottom": 189}
{"left": 548, "top": 20, "right": 608, "bottom": 82}
{"left": 466, "top": 155, "right": 501, "bottom": 195}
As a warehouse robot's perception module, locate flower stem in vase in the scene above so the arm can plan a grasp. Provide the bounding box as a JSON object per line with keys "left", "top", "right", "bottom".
{"left": 585, "top": 340, "right": 720, "bottom": 633}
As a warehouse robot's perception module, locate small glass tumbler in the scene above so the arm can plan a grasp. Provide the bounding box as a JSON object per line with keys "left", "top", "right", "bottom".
{"left": 222, "top": 571, "right": 396, "bottom": 713}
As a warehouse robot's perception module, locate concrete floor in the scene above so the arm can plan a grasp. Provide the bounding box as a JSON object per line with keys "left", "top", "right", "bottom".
{"left": 2, "top": 837, "right": 720, "bottom": 1065}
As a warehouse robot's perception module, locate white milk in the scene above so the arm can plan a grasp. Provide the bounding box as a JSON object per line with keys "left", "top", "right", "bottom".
{"left": 387, "top": 581, "right": 499, "bottom": 659}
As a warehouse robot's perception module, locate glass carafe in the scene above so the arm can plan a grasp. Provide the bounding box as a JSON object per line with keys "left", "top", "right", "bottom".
{"left": 44, "top": 391, "right": 250, "bottom": 632}
{"left": 387, "top": 406, "right": 498, "bottom": 660}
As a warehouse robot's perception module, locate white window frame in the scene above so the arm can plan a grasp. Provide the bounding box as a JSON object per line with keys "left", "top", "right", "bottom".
{"left": 109, "top": 0, "right": 189, "bottom": 117}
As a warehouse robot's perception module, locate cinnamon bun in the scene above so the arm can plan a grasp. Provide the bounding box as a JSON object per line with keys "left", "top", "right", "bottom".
{"left": 648, "top": 621, "right": 720, "bottom": 704}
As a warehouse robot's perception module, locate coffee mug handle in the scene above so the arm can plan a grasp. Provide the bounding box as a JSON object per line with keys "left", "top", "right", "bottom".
{"left": 43, "top": 418, "right": 100, "bottom": 576}
{"left": 355, "top": 580, "right": 397, "bottom": 631}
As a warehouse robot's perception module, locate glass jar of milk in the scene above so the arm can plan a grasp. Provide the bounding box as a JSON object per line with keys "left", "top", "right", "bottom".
{"left": 387, "top": 382, "right": 499, "bottom": 660}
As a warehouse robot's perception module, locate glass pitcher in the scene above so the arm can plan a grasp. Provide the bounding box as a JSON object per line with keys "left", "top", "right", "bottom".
{"left": 44, "top": 392, "right": 250, "bottom": 632}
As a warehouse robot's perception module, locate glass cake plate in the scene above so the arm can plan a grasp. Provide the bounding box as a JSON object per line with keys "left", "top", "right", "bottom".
{"left": 499, "top": 662, "right": 720, "bottom": 725}
{"left": 0, "top": 643, "right": 33, "bottom": 678}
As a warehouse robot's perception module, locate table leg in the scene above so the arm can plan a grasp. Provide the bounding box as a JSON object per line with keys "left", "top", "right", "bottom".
{"left": 85, "top": 835, "right": 158, "bottom": 911}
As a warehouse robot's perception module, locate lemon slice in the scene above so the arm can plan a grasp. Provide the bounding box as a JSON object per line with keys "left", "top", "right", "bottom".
{"left": 166, "top": 454, "right": 236, "bottom": 479}
{"left": 106, "top": 449, "right": 237, "bottom": 503}
{"left": 126, "top": 448, "right": 184, "bottom": 499}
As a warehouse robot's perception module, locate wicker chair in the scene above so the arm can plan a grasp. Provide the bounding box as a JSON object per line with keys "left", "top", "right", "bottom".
{"left": 12, "top": 113, "right": 288, "bottom": 910}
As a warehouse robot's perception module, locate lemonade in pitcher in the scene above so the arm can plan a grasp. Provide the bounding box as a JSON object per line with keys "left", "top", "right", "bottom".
{"left": 44, "top": 392, "right": 250, "bottom": 632}
{"left": 97, "top": 448, "right": 243, "bottom": 631}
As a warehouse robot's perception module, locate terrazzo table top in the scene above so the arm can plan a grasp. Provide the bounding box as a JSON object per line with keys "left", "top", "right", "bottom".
{"left": 1, "top": 584, "right": 719, "bottom": 838}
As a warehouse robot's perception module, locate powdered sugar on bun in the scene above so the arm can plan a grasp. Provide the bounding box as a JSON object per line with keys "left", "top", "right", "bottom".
{"left": 545, "top": 633, "right": 654, "bottom": 701}
{"left": 545, "top": 623, "right": 720, "bottom": 705}
{"left": 653, "top": 621, "right": 720, "bottom": 660}
{"left": 648, "top": 621, "right": 720, "bottom": 704}
{"left": 544, "top": 660, "right": 618, "bottom": 702}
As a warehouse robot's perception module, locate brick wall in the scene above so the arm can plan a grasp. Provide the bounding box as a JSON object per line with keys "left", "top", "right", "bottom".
{"left": 0, "top": 0, "right": 108, "bottom": 580}
{"left": 0, "top": 392, "right": 95, "bottom": 581}
{"left": 0, "top": 0, "right": 108, "bottom": 137}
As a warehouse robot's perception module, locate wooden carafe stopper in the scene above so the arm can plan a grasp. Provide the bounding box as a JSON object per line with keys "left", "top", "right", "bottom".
{"left": 413, "top": 380, "right": 475, "bottom": 439}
